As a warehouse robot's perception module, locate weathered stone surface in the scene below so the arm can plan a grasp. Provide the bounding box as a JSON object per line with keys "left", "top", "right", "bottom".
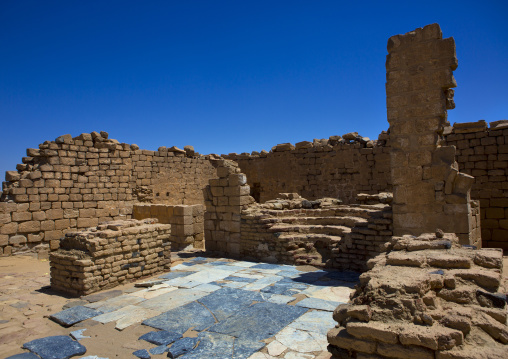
{"left": 198, "top": 287, "right": 266, "bottom": 321}
{"left": 346, "top": 322, "right": 398, "bottom": 344}
{"left": 142, "top": 301, "right": 215, "bottom": 334}
{"left": 167, "top": 337, "right": 199, "bottom": 358}
{"left": 295, "top": 297, "right": 341, "bottom": 311}
{"left": 23, "top": 336, "right": 87, "bottom": 359}
{"left": 5, "top": 353, "right": 41, "bottom": 359}
{"left": 50, "top": 306, "right": 102, "bottom": 327}
{"left": 208, "top": 301, "right": 307, "bottom": 341}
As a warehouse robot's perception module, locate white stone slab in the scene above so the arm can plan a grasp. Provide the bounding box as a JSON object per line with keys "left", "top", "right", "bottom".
{"left": 267, "top": 340, "right": 287, "bottom": 356}
{"left": 138, "top": 289, "right": 208, "bottom": 312}
{"left": 243, "top": 275, "right": 283, "bottom": 291}
{"left": 289, "top": 311, "right": 335, "bottom": 335}
{"left": 193, "top": 283, "right": 222, "bottom": 292}
{"left": 276, "top": 327, "right": 324, "bottom": 353}
{"left": 183, "top": 268, "right": 234, "bottom": 284}
{"left": 229, "top": 261, "right": 258, "bottom": 268}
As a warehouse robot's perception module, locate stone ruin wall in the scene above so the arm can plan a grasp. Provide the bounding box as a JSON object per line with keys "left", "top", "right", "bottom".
{"left": 1, "top": 121, "right": 507, "bottom": 256}
{"left": 444, "top": 120, "right": 508, "bottom": 250}
{"left": 224, "top": 133, "right": 391, "bottom": 204}
{"left": 0, "top": 131, "right": 218, "bottom": 256}
{"left": 132, "top": 203, "right": 205, "bottom": 250}
{"left": 50, "top": 218, "right": 171, "bottom": 296}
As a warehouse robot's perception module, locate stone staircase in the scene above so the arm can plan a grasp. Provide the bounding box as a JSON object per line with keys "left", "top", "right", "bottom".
{"left": 258, "top": 206, "right": 382, "bottom": 267}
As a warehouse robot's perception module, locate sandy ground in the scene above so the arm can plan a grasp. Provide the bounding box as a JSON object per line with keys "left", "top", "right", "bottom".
{"left": 0, "top": 253, "right": 506, "bottom": 358}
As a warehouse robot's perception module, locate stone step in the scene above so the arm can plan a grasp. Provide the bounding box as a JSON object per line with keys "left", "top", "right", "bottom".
{"left": 259, "top": 206, "right": 383, "bottom": 219}
{"left": 273, "top": 216, "right": 367, "bottom": 227}
{"left": 269, "top": 224, "right": 351, "bottom": 236}
{"left": 278, "top": 233, "right": 345, "bottom": 244}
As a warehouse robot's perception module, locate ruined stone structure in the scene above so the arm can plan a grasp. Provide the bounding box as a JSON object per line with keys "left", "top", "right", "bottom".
{"left": 132, "top": 203, "right": 205, "bottom": 250}
{"left": 0, "top": 21, "right": 506, "bottom": 358}
{"left": 50, "top": 218, "right": 171, "bottom": 296}
{"left": 327, "top": 232, "right": 507, "bottom": 358}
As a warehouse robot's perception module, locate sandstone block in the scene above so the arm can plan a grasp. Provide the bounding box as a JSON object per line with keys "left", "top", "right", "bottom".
{"left": 5, "top": 171, "right": 20, "bottom": 182}
{"left": 346, "top": 322, "right": 398, "bottom": 344}
{"left": 18, "top": 220, "right": 41, "bottom": 233}
{"left": 9, "top": 235, "right": 27, "bottom": 246}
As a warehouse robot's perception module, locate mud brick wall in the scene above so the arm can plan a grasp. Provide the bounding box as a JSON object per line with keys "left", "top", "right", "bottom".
{"left": 328, "top": 232, "right": 507, "bottom": 358}
{"left": 227, "top": 136, "right": 391, "bottom": 204}
{"left": 240, "top": 203, "right": 393, "bottom": 272}
{"left": 386, "top": 24, "right": 477, "bottom": 245}
{"left": 50, "top": 219, "right": 171, "bottom": 296}
{"left": 0, "top": 131, "right": 218, "bottom": 256}
{"left": 133, "top": 204, "right": 205, "bottom": 250}
{"left": 444, "top": 120, "right": 508, "bottom": 249}
{"left": 204, "top": 160, "right": 255, "bottom": 255}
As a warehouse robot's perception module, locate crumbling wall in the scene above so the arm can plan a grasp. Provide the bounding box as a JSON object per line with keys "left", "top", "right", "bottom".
{"left": 225, "top": 133, "right": 391, "bottom": 204}
{"left": 132, "top": 203, "right": 205, "bottom": 250}
{"left": 50, "top": 218, "right": 171, "bottom": 296}
{"left": 327, "top": 232, "right": 507, "bottom": 358}
{"left": 0, "top": 132, "right": 218, "bottom": 256}
{"left": 240, "top": 194, "right": 393, "bottom": 271}
{"left": 444, "top": 120, "right": 508, "bottom": 249}
{"left": 204, "top": 160, "right": 255, "bottom": 255}
{"left": 386, "top": 24, "right": 478, "bottom": 245}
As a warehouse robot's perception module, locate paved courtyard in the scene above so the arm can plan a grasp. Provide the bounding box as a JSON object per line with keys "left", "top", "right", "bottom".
{"left": 3, "top": 256, "right": 358, "bottom": 359}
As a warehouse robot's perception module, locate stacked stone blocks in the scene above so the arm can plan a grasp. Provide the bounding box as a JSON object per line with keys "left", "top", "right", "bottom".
{"left": 50, "top": 218, "right": 171, "bottom": 296}
{"left": 133, "top": 203, "right": 205, "bottom": 250}
{"left": 386, "top": 24, "right": 478, "bottom": 245}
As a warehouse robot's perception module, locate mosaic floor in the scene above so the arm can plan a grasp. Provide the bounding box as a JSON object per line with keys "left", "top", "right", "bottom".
{"left": 7, "top": 257, "right": 359, "bottom": 359}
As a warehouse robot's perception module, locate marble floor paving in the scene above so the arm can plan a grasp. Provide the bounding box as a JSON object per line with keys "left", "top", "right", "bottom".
{"left": 7, "top": 257, "right": 359, "bottom": 359}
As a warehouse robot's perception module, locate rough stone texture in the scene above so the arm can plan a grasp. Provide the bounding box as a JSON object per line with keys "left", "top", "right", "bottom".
{"left": 204, "top": 159, "right": 255, "bottom": 256}
{"left": 49, "top": 218, "right": 171, "bottom": 296}
{"left": 133, "top": 203, "right": 204, "bottom": 250}
{"left": 444, "top": 120, "right": 508, "bottom": 249}
{"left": 240, "top": 193, "right": 393, "bottom": 271}
{"left": 226, "top": 136, "right": 391, "bottom": 204}
{"left": 327, "top": 232, "right": 507, "bottom": 358}
{"left": 386, "top": 23, "right": 478, "bottom": 246}
{"left": 0, "top": 133, "right": 218, "bottom": 256}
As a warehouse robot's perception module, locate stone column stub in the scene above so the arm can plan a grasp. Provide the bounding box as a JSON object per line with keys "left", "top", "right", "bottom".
{"left": 386, "top": 23, "right": 479, "bottom": 245}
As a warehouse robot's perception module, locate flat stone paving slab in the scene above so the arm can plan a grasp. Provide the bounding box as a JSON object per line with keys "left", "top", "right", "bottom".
{"left": 197, "top": 287, "right": 267, "bottom": 321}
{"left": 179, "top": 332, "right": 235, "bottom": 358}
{"left": 208, "top": 301, "right": 307, "bottom": 341}
{"left": 49, "top": 306, "right": 102, "bottom": 327}
{"left": 143, "top": 301, "right": 216, "bottom": 334}
{"left": 22, "top": 335, "right": 86, "bottom": 359}
{"left": 139, "top": 330, "right": 182, "bottom": 345}
{"left": 8, "top": 256, "right": 361, "bottom": 359}
{"left": 294, "top": 297, "right": 343, "bottom": 311}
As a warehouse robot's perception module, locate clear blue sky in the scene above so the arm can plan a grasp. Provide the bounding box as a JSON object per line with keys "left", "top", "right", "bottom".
{"left": 1, "top": 1, "right": 507, "bottom": 177}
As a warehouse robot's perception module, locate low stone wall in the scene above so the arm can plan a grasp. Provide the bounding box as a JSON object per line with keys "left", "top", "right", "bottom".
{"left": 328, "top": 232, "right": 507, "bottom": 358}
{"left": 240, "top": 195, "right": 393, "bottom": 271}
{"left": 50, "top": 219, "right": 171, "bottom": 296}
{"left": 132, "top": 204, "right": 204, "bottom": 250}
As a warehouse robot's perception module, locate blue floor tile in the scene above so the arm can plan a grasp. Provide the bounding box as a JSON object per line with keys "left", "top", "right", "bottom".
{"left": 49, "top": 306, "right": 102, "bottom": 327}
{"left": 139, "top": 330, "right": 182, "bottom": 345}
{"left": 23, "top": 335, "right": 87, "bottom": 359}
{"left": 208, "top": 301, "right": 307, "bottom": 341}
{"left": 167, "top": 337, "right": 199, "bottom": 358}
{"left": 197, "top": 287, "right": 267, "bottom": 322}
{"left": 143, "top": 301, "right": 216, "bottom": 334}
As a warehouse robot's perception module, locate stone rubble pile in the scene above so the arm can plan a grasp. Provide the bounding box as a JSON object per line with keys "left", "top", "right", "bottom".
{"left": 328, "top": 232, "right": 507, "bottom": 359}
